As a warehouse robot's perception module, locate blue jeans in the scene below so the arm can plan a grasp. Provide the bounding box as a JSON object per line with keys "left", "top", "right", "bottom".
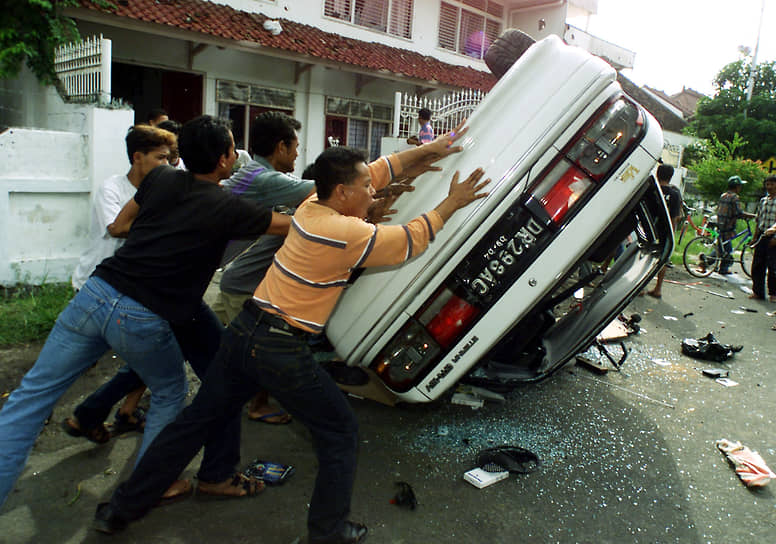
{"left": 69, "top": 301, "right": 237, "bottom": 483}
{"left": 0, "top": 276, "right": 187, "bottom": 507}
{"left": 108, "top": 304, "right": 359, "bottom": 539}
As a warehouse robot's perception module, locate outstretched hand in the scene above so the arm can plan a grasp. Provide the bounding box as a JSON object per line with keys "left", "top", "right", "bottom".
{"left": 366, "top": 198, "right": 399, "bottom": 224}
{"left": 423, "top": 119, "right": 469, "bottom": 159}
{"left": 434, "top": 167, "right": 490, "bottom": 222}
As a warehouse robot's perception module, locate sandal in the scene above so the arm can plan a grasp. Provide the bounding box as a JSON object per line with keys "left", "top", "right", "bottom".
{"left": 61, "top": 417, "right": 111, "bottom": 444}
{"left": 196, "top": 472, "right": 265, "bottom": 500}
{"left": 110, "top": 408, "right": 146, "bottom": 435}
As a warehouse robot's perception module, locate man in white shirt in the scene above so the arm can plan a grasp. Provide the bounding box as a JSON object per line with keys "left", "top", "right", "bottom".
{"left": 64, "top": 125, "right": 176, "bottom": 443}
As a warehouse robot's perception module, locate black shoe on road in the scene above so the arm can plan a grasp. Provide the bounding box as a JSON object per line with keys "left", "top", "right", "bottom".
{"left": 310, "top": 521, "right": 367, "bottom": 543}
{"left": 93, "top": 502, "right": 128, "bottom": 535}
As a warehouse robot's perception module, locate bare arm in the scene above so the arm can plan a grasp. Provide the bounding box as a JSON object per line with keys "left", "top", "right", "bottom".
{"left": 264, "top": 212, "right": 291, "bottom": 236}
{"left": 395, "top": 120, "right": 469, "bottom": 174}
{"left": 107, "top": 198, "right": 140, "bottom": 238}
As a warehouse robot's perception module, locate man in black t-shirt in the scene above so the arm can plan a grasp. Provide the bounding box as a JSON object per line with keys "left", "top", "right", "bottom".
{"left": 647, "top": 164, "right": 682, "bottom": 298}
{"left": 0, "top": 116, "right": 290, "bottom": 508}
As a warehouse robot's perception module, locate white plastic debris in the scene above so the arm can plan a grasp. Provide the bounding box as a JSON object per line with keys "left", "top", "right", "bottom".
{"left": 263, "top": 20, "right": 283, "bottom": 35}
{"left": 716, "top": 439, "right": 776, "bottom": 487}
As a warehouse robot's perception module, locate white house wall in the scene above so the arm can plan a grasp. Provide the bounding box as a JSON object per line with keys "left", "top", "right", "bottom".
{"left": 77, "top": 19, "right": 427, "bottom": 173}
{"left": 214, "top": 0, "right": 501, "bottom": 71}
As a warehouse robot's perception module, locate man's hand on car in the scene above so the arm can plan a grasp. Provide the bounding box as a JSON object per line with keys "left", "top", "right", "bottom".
{"left": 434, "top": 168, "right": 490, "bottom": 222}
{"left": 374, "top": 182, "right": 416, "bottom": 200}
{"left": 422, "top": 119, "right": 469, "bottom": 160}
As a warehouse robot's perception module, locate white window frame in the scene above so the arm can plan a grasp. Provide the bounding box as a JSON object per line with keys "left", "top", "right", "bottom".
{"left": 323, "top": 0, "right": 414, "bottom": 39}
{"left": 438, "top": 0, "right": 504, "bottom": 60}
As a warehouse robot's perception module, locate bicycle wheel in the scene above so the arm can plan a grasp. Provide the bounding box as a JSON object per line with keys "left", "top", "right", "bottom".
{"left": 739, "top": 242, "right": 753, "bottom": 278}
{"left": 683, "top": 235, "right": 717, "bottom": 278}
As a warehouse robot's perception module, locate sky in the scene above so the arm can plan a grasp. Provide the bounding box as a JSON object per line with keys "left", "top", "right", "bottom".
{"left": 566, "top": 0, "right": 776, "bottom": 97}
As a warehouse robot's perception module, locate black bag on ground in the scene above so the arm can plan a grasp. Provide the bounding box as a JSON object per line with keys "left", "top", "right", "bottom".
{"left": 681, "top": 333, "right": 743, "bottom": 362}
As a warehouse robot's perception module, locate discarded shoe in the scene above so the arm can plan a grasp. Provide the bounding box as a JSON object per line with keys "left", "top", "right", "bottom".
{"left": 716, "top": 439, "right": 776, "bottom": 487}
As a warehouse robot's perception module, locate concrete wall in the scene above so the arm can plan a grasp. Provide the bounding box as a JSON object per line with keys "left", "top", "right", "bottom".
{"left": 0, "top": 105, "right": 134, "bottom": 286}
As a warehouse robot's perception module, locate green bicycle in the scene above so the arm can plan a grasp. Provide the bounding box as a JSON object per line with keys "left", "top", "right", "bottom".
{"left": 682, "top": 220, "right": 755, "bottom": 278}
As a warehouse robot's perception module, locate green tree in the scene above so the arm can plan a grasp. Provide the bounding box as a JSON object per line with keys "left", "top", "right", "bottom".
{"left": 688, "top": 133, "right": 765, "bottom": 202}
{"left": 687, "top": 55, "right": 776, "bottom": 161}
{"left": 0, "top": 0, "right": 81, "bottom": 86}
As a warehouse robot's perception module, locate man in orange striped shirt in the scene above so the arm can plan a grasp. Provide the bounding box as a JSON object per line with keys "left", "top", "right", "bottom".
{"left": 97, "top": 138, "right": 489, "bottom": 544}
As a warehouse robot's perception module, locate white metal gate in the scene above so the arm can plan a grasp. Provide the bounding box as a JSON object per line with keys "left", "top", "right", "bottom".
{"left": 54, "top": 34, "right": 112, "bottom": 103}
{"left": 393, "top": 89, "right": 485, "bottom": 139}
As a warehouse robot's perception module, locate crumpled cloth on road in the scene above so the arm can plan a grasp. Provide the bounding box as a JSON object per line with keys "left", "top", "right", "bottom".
{"left": 716, "top": 439, "right": 776, "bottom": 487}
{"left": 681, "top": 333, "right": 743, "bottom": 362}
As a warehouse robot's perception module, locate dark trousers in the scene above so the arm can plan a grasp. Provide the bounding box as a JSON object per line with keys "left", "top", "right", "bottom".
{"left": 751, "top": 238, "right": 776, "bottom": 298}
{"left": 73, "top": 302, "right": 238, "bottom": 481}
{"left": 718, "top": 234, "right": 735, "bottom": 273}
{"left": 109, "top": 305, "right": 359, "bottom": 538}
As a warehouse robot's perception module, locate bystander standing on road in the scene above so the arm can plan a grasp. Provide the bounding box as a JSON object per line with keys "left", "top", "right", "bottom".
{"left": 715, "top": 175, "right": 755, "bottom": 275}
{"left": 646, "top": 164, "right": 682, "bottom": 298}
{"left": 750, "top": 175, "right": 776, "bottom": 305}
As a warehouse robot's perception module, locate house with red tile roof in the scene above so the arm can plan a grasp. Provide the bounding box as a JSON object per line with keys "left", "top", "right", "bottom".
{"left": 4, "top": 0, "right": 644, "bottom": 285}
{"left": 58, "top": 0, "right": 616, "bottom": 162}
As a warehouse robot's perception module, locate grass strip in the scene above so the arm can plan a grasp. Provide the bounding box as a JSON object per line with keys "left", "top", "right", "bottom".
{"left": 0, "top": 283, "right": 74, "bottom": 347}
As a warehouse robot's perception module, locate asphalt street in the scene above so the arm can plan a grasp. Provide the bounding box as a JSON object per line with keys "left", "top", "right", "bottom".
{"left": 0, "top": 265, "right": 774, "bottom": 543}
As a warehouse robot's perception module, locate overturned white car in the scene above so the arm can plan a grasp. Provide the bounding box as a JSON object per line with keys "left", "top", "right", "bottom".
{"left": 326, "top": 34, "right": 672, "bottom": 403}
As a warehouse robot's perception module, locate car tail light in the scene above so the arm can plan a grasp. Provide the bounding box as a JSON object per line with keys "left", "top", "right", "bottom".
{"left": 371, "top": 288, "right": 481, "bottom": 392}
{"left": 525, "top": 96, "right": 643, "bottom": 227}
{"left": 533, "top": 162, "right": 594, "bottom": 224}
{"left": 425, "top": 291, "right": 481, "bottom": 348}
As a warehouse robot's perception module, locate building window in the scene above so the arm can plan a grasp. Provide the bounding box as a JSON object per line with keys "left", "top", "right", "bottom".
{"left": 325, "top": 96, "right": 392, "bottom": 161}
{"left": 216, "top": 80, "right": 295, "bottom": 151}
{"left": 324, "top": 0, "right": 413, "bottom": 39}
{"left": 438, "top": 0, "right": 502, "bottom": 59}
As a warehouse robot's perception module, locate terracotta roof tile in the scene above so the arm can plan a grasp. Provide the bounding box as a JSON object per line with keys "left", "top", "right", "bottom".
{"left": 79, "top": 0, "right": 496, "bottom": 91}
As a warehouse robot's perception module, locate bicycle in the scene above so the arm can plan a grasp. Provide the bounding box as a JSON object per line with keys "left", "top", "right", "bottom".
{"left": 683, "top": 219, "right": 756, "bottom": 278}
{"left": 675, "top": 204, "right": 712, "bottom": 246}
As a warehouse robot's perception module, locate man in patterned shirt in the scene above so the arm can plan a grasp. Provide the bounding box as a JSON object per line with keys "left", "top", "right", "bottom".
{"left": 751, "top": 175, "right": 776, "bottom": 301}
{"left": 715, "top": 175, "right": 754, "bottom": 274}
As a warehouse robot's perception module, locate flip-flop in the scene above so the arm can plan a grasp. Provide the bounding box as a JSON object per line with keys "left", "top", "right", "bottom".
{"left": 61, "top": 417, "right": 111, "bottom": 444}
{"left": 156, "top": 479, "right": 193, "bottom": 507}
{"left": 646, "top": 291, "right": 662, "bottom": 299}
{"left": 248, "top": 410, "right": 292, "bottom": 425}
{"left": 196, "top": 472, "right": 265, "bottom": 500}
{"left": 110, "top": 408, "right": 146, "bottom": 435}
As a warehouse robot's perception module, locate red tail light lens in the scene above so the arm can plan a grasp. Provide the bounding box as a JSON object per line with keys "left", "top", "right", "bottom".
{"left": 536, "top": 164, "right": 593, "bottom": 223}
{"left": 425, "top": 292, "right": 481, "bottom": 349}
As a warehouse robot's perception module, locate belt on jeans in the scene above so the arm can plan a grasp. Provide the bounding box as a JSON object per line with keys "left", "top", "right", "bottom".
{"left": 243, "top": 299, "right": 307, "bottom": 336}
